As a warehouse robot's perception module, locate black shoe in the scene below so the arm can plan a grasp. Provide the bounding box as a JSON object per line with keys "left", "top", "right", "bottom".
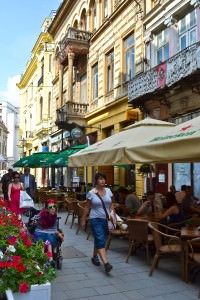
{"left": 104, "top": 262, "right": 113, "bottom": 273}
{"left": 91, "top": 255, "right": 100, "bottom": 266}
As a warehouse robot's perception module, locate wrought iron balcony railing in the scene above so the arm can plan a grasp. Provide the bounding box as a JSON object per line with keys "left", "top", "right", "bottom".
{"left": 128, "top": 42, "right": 200, "bottom": 102}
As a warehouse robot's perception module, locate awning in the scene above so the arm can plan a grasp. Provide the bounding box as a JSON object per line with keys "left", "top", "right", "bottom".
{"left": 0, "top": 155, "right": 6, "bottom": 162}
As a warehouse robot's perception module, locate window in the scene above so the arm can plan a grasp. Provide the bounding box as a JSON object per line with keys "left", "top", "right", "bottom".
{"left": 124, "top": 34, "right": 135, "bottom": 81}
{"left": 156, "top": 28, "right": 169, "bottom": 64}
{"left": 40, "top": 97, "right": 43, "bottom": 120}
{"left": 49, "top": 54, "right": 52, "bottom": 72}
{"left": 92, "top": 64, "right": 98, "bottom": 100}
{"left": 179, "top": 10, "right": 197, "bottom": 51}
{"left": 48, "top": 92, "right": 51, "bottom": 118}
{"left": 106, "top": 50, "right": 114, "bottom": 92}
{"left": 94, "top": 2, "right": 97, "bottom": 29}
{"left": 80, "top": 74, "right": 87, "bottom": 104}
{"left": 104, "top": 0, "right": 108, "bottom": 18}
{"left": 80, "top": 9, "right": 87, "bottom": 30}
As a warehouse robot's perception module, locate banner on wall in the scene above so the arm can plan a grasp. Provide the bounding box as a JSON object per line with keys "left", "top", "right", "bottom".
{"left": 157, "top": 62, "right": 167, "bottom": 89}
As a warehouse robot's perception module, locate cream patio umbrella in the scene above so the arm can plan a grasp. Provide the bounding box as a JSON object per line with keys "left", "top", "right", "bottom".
{"left": 125, "top": 116, "right": 200, "bottom": 163}
{"left": 68, "top": 118, "right": 175, "bottom": 167}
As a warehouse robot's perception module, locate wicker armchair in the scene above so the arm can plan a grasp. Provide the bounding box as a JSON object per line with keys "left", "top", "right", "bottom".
{"left": 148, "top": 222, "right": 182, "bottom": 276}
{"left": 125, "top": 219, "right": 153, "bottom": 263}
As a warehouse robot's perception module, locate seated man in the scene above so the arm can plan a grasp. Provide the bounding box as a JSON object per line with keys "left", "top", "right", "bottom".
{"left": 181, "top": 185, "right": 200, "bottom": 217}
{"left": 136, "top": 190, "right": 163, "bottom": 216}
{"left": 117, "top": 187, "right": 141, "bottom": 216}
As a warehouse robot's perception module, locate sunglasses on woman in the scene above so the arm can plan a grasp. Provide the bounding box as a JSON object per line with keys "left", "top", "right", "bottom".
{"left": 14, "top": 176, "right": 19, "bottom": 179}
{"left": 47, "top": 205, "right": 56, "bottom": 209}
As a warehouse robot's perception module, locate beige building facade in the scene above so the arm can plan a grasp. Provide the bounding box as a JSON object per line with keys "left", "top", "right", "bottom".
{"left": 128, "top": 0, "right": 200, "bottom": 197}
{"left": 48, "top": 0, "right": 144, "bottom": 190}
{"left": 17, "top": 15, "right": 55, "bottom": 187}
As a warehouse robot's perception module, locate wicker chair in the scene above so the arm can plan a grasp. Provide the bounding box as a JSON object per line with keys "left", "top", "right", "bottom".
{"left": 75, "top": 201, "right": 89, "bottom": 235}
{"left": 185, "top": 236, "right": 200, "bottom": 290}
{"left": 105, "top": 217, "right": 128, "bottom": 251}
{"left": 65, "top": 198, "right": 78, "bottom": 228}
{"left": 125, "top": 219, "right": 154, "bottom": 263}
{"left": 148, "top": 222, "right": 182, "bottom": 276}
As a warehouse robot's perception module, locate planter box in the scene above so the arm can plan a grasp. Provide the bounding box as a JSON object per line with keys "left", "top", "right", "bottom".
{"left": 6, "top": 282, "right": 51, "bottom": 300}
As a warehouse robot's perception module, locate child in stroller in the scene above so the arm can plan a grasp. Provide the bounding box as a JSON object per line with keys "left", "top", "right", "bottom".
{"left": 28, "top": 199, "right": 64, "bottom": 269}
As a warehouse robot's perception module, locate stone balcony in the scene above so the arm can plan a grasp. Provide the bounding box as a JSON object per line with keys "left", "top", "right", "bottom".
{"left": 57, "top": 27, "right": 91, "bottom": 63}
{"left": 35, "top": 116, "right": 52, "bottom": 138}
{"left": 128, "top": 42, "right": 200, "bottom": 105}
{"left": 55, "top": 101, "right": 88, "bottom": 130}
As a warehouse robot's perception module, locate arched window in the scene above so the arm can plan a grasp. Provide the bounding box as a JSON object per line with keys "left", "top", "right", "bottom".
{"left": 80, "top": 9, "right": 87, "bottom": 30}
{"left": 48, "top": 92, "right": 51, "bottom": 118}
{"left": 104, "top": 0, "right": 108, "bottom": 18}
{"left": 73, "top": 20, "right": 78, "bottom": 29}
{"left": 40, "top": 97, "right": 43, "bottom": 120}
{"left": 89, "top": 0, "right": 97, "bottom": 30}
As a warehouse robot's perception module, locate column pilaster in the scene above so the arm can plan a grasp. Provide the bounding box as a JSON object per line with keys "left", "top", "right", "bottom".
{"left": 59, "top": 63, "right": 64, "bottom": 107}
{"left": 68, "top": 52, "right": 75, "bottom": 102}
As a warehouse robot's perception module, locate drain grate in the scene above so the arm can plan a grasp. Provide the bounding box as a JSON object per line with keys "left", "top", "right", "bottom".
{"left": 62, "top": 246, "right": 86, "bottom": 259}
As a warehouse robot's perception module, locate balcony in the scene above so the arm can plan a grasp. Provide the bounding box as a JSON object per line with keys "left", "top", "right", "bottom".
{"left": 128, "top": 42, "right": 200, "bottom": 106}
{"left": 57, "top": 27, "right": 91, "bottom": 64}
{"left": 55, "top": 101, "right": 88, "bottom": 130}
{"left": 35, "top": 115, "right": 52, "bottom": 138}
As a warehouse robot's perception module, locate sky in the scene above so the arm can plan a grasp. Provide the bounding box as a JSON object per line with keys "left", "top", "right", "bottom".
{"left": 0, "top": 1, "right": 62, "bottom": 106}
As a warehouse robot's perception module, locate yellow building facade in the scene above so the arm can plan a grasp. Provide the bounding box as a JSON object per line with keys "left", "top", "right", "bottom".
{"left": 17, "top": 16, "right": 55, "bottom": 187}
{"left": 48, "top": 0, "right": 144, "bottom": 192}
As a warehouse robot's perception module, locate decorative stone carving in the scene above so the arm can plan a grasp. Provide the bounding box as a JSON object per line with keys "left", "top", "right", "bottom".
{"left": 128, "top": 43, "right": 200, "bottom": 102}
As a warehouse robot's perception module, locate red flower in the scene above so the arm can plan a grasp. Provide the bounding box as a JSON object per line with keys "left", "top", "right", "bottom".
{"left": 25, "top": 239, "right": 32, "bottom": 247}
{"left": 8, "top": 236, "right": 17, "bottom": 245}
{"left": 0, "top": 261, "right": 5, "bottom": 268}
{"left": 46, "top": 251, "right": 53, "bottom": 258}
{"left": 16, "top": 263, "right": 26, "bottom": 272}
{"left": 19, "top": 282, "right": 29, "bottom": 293}
{"left": 13, "top": 255, "right": 21, "bottom": 262}
{"left": 37, "top": 271, "right": 42, "bottom": 277}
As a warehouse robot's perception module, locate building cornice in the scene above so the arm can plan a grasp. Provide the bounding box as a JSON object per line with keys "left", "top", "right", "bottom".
{"left": 48, "top": 0, "right": 75, "bottom": 36}
{"left": 17, "top": 32, "right": 53, "bottom": 89}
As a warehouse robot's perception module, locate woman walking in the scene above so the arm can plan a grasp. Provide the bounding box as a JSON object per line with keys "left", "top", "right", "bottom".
{"left": 81, "top": 172, "right": 113, "bottom": 273}
{"left": 8, "top": 171, "right": 25, "bottom": 215}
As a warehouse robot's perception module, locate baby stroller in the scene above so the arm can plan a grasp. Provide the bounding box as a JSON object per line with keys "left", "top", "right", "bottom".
{"left": 27, "top": 207, "right": 64, "bottom": 269}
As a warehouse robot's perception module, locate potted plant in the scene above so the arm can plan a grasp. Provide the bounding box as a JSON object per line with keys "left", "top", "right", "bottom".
{"left": 138, "top": 164, "right": 154, "bottom": 192}
{"left": 0, "top": 198, "right": 56, "bottom": 300}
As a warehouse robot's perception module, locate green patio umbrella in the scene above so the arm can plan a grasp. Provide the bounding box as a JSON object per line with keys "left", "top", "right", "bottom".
{"left": 51, "top": 144, "right": 88, "bottom": 167}
{"left": 13, "top": 152, "right": 58, "bottom": 168}
{"left": 52, "top": 149, "right": 82, "bottom": 167}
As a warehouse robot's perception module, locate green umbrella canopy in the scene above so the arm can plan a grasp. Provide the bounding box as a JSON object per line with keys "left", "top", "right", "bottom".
{"left": 51, "top": 144, "right": 88, "bottom": 167}
{"left": 13, "top": 144, "right": 88, "bottom": 168}
{"left": 52, "top": 149, "right": 81, "bottom": 167}
{"left": 13, "top": 152, "right": 58, "bottom": 168}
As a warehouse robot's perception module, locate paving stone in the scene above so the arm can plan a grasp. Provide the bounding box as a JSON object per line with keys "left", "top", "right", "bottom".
{"left": 50, "top": 212, "right": 199, "bottom": 300}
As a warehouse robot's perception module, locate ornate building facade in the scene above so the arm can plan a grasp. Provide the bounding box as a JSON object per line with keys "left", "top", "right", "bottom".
{"left": 128, "top": 0, "right": 200, "bottom": 197}
{"left": 17, "top": 14, "right": 55, "bottom": 187}
{"left": 48, "top": 0, "right": 143, "bottom": 189}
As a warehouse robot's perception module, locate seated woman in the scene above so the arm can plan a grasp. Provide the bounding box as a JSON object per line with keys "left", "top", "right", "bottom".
{"left": 33, "top": 199, "right": 63, "bottom": 260}
{"left": 160, "top": 193, "right": 185, "bottom": 224}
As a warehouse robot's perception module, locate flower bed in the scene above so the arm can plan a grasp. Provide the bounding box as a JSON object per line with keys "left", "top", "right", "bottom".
{"left": 0, "top": 198, "right": 55, "bottom": 295}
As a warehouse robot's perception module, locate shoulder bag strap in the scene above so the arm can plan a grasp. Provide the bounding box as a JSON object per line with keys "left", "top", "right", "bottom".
{"left": 96, "top": 192, "right": 110, "bottom": 220}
